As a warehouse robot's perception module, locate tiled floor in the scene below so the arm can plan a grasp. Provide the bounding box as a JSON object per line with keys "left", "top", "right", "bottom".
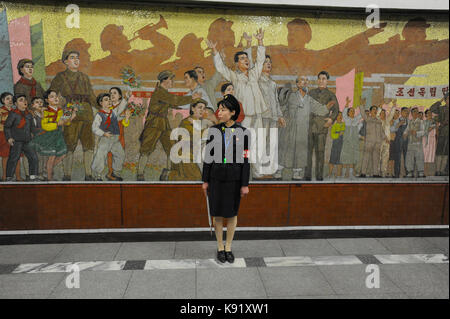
{"left": 0, "top": 237, "right": 448, "bottom": 299}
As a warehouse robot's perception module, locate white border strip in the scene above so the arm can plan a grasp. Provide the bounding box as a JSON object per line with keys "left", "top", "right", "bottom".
{"left": 0, "top": 179, "right": 448, "bottom": 185}
{"left": 188, "top": 0, "right": 449, "bottom": 11}
{"left": 0, "top": 225, "right": 447, "bottom": 235}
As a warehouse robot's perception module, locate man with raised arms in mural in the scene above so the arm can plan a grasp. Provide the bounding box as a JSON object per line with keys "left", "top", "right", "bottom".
{"left": 49, "top": 50, "right": 98, "bottom": 181}
{"left": 206, "top": 28, "right": 274, "bottom": 179}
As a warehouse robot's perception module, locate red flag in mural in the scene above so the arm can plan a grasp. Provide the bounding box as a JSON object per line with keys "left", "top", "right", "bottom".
{"left": 8, "top": 15, "right": 32, "bottom": 84}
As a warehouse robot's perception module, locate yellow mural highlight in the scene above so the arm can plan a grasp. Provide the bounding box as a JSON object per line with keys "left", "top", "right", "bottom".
{"left": 2, "top": 1, "right": 449, "bottom": 108}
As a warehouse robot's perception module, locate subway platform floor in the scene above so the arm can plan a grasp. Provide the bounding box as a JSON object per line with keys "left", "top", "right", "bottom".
{"left": 0, "top": 236, "right": 448, "bottom": 299}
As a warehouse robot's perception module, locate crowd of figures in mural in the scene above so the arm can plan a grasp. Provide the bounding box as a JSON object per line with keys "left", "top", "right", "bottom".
{"left": 0, "top": 8, "right": 448, "bottom": 182}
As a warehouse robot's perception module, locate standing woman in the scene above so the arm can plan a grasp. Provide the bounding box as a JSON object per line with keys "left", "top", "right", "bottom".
{"left": 202, "top": 94, "right": 250, "bottom": 263}
{"left": 422, "top": 109, "right": 437, "bottom": 175}
{"left": 329, "top": 112, "right": 345, "bottom": 178}
{"left": 0, "top": 92, "right": 22, "bottom": 181}
{"left": 31, "top": 90, "right": 76, "bottom": 181}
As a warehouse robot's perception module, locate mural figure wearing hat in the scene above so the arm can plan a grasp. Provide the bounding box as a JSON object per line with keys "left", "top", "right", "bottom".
{"left": 206, "top": 18, "right": 239, "bottom": 68}
{"left": 14, "top": 59, "right": 45, "bottom": 105}
{"left": 46, "top": 38, "right": 92, "bottom": 76}
{"left": 331, "top": 17, "right": 449, "bottom": 78}
{"left": 49, "top": 50, "right": 98, "bottom": 181}
{"left": 136, "top": 70, "right": 202, "bottom": 181}
{"left": 267, "top": 18, "right": 387, "bottom": 76}
{"left": 90, "top": 15, "right": 175, "bottom": 77}
{"left": 160, "top": 33, "right": 207, "bottom": 77}
{"left": 332, "top": 17, "right": 449, "bottom": 104}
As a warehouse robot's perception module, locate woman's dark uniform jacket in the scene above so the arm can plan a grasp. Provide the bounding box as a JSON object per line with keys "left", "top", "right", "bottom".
{"left": 202, "top": 122, "right": 250, "bottom": 218}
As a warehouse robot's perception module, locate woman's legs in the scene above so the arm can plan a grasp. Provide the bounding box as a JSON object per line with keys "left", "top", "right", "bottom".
{"left": 225, "top": 216, "right": 238, "bottom": 252}
{"left": 15, "top": 160, "right": 22, "bottom": 181}
{"left": 214, "top": 217, "right": 224, "bottom": 251}
{"left": 1, "top": 157, "right": 6, "bottom": 180}
{"left": 54, "top": 154, "right": 65, "bottom": 167}
{"left": 47, "top": 156, "right": 56, "bottom": 181}
{"left": 328, "top": 164, "right": 334, "bottom": 177}
{"left": 336, "top": 164, "right": 342, "bottom": 177}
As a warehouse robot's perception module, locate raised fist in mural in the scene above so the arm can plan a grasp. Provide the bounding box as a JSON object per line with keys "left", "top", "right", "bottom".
{"left": 364, "top": 22, "right": 387, "bottom": 38}
{"left": 254, "top": 28, "right": 265, "bottom": 45}
{"left": 205, "top": 39, "right": 219, "bottom": 55}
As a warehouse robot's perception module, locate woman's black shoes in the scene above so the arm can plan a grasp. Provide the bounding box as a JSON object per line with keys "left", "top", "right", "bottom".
{"left": 217, "top": 250, "right": 227, "bottom": 263}
{"left": 225, "top": 251, "right": 235, "bottom": 263}
{"left": 217, "top": 250, "right": 234, "bottom": 263}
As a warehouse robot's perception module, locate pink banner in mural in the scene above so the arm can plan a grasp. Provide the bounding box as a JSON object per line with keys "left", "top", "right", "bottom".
{"left": 8, "top": 15, "right": 32, "bottom": 83}
{"left": 335, "top": 68, "right": 356, "bottom": 111}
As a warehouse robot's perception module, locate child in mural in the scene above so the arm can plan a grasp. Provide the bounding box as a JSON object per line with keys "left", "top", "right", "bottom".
{"left": 341, "top": 98, "right": 363, "bottom": 179}
{"left": 165, "top": 99, "right": 209, "bottom": 181}
{"left": 430, "top": 93, "right": 449, "bottom": 176}
{"left": 391, "top": 107, "right": 410, "bottom": 178}
{"left": 278, "top": 76, "right": 334, "bottom": 180}
{"left": 359, "top": 105, "right": 384, "bottom": 177}
{"left": 202, "top": 94, "right": 250, "bottom": 263}
{"left": 13, "top": 59, "right": 45, "bottom": 105}
{"left": 1, "top": 92, "right": 22, "bottom": 181}
{"left": 49, "top": 50, "right": 98, "bottom": 182}
{"left": 137, "top": 70, "right": 201, "bottom": 181}
{"left": 329, "top": 112, "right": 345, "bottom": 178}
{"left": 107, "top": 87, "right": 132, "bottom": 181}
{"left": 403, "top": 107, "right": 426, "bottom": 178}
{"left": 305, "top": 71, "right": 339, "bottom": 181}
{"left": 30, "top": 90, "right": 76, "bottom": 181}
{"left": 3, "top": 94, "right": 39, "bottom": 181}
{"left": 29, "top": 96, "right": 47, "bottom": 179}
{"left": 91, "top": 93, "right": 130, "bottom": 181}
{"left": 423, "top": 109, "right": 437, "bottom": 176}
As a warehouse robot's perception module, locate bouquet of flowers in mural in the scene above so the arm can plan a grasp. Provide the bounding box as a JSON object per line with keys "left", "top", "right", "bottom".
{"left": 120, "top": 66, "right": 141, "bottom": 89}
{"left": 127, "top": 101, "right": 145, "bottom": 117}
{"left": 61, "top": 101, "right": 82, "bottom": 120}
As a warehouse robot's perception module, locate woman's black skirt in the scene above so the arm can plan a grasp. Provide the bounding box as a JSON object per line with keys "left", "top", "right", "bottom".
{"left": 208, "top": 178, "right": 242, "bottom": 218}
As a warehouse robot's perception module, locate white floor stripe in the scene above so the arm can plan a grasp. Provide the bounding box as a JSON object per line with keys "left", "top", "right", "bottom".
{"left": 8, "top": 254, "right": 448, "bottom": 274}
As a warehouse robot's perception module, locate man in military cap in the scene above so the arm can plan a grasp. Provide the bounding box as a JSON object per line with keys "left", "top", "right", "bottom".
{"left": 49, "top": 50, "right": 98, "bottom": 181}
{"left": 136, "top": 70, "right": 201, "bottom": 181}
{"left": 46, "top": 38, "right": 92, "bottom": 75}
{"left": 14, "top": 59, "right": 45, "bottom": 105}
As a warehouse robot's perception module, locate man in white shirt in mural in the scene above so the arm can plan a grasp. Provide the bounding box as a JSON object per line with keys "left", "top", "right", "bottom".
{"left": 206, "top": 28, "right": 273, "bottom": 179}
{"left": 258, "top": 55, "right": 286, "bottom": 179}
